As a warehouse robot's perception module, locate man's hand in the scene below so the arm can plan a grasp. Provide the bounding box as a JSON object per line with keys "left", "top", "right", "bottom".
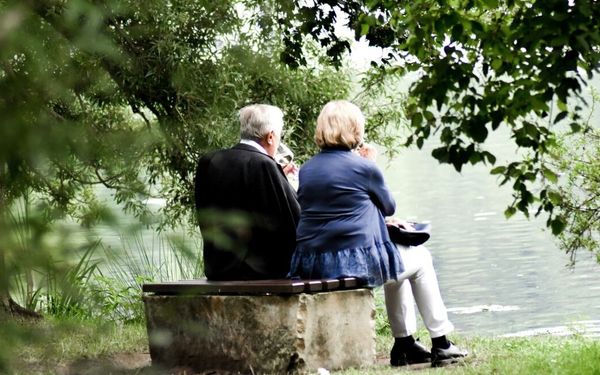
{"left": 282, "top": 161, "right": 299, "bottom": 176}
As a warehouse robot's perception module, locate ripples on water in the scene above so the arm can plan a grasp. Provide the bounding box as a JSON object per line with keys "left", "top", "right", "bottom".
{"left": 380, "top": 129, "right": 600, "bottom": 337}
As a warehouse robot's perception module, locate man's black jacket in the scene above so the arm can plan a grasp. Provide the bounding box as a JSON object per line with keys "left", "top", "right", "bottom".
{"left": 194, "top": 143, "right": 300, "bottom": 280}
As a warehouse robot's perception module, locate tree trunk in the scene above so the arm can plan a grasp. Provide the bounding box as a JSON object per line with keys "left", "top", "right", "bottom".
{"left": 0, "top": 296, "right": 42, "bottom": 320}
{"left": 0, "top": 183, "right": 41, "bottom": 320}
{"left": 0, "top": 183, "right": 9, "bottom": 317}
{"left": 0, "top": 247, "right": 42, "bottom": 321}
{"left": 1, "top": 268, "right": 11, "bottom": 316}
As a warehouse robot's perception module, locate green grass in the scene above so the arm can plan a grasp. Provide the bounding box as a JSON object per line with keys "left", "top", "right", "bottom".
{"left": 5, "top": 286, "right": 600, "bottom": 374}
{"left": 342, "top": 334, "right": 600, "bottom": 375}
{"left": 7, "top": 317, "right": 148, "bottom": 375}
{"left": 7, "top": 317, "right": 600, "bottom": 375}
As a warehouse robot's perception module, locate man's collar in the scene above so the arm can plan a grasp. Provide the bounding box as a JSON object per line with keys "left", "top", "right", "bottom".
{"left": 240, "top": 139, "right": 268, "bottom": 155}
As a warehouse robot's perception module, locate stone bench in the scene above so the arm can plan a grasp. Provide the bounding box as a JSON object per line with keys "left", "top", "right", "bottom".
{"left": 142, "top": 278, "right": 376, "bottom": 374}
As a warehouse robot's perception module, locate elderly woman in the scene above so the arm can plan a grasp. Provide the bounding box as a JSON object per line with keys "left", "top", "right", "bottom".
{"left": 289, "top": 100, "right": 467, "bottom": 367}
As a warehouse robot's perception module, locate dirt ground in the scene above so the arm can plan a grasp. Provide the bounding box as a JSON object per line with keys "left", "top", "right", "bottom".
{"left": 54, "top": 352, "right": 269, "bottom": 375}
{"left": 53, "top": 353, "right": 433, "bottom": 374}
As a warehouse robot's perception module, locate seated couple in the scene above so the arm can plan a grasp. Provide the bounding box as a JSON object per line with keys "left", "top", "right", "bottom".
{"left": 194, "top": 101, "right": 467, "bottom": 367}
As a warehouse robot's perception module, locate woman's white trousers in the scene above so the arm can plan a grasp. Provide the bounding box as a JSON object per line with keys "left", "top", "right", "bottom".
{"left": 383, "top": 245, "right": 454, "bottom": 338}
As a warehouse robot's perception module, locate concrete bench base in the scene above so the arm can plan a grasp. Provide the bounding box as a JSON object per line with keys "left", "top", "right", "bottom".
{"left": 143, "top": 289, "right": 375, "bottom": 374}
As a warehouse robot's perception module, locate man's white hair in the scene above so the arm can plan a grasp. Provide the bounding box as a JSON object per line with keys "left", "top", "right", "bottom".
{"left": 239, "top": 104, "right": 284, "bottom": 140}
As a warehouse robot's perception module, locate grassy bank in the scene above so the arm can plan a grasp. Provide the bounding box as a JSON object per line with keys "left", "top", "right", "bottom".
{"left": 5, "top": 318, "right": 148, "bottom": 375}
{"left": 7, "top": 317, "right": 600, "bottom": 374}
{"left": 347, "top": 334, "right": 600, "bottom": 375}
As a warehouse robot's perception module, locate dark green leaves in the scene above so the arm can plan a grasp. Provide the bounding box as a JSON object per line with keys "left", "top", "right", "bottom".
{"left": 550, "top": 216, "right": 567, "bottom": 235}
{"left": 554, "top": 111, "right": 569, "bottom": 124}
{"left": 1, "top": 0, "right": 353, "bottom": 229}
{"left": 451, "top": 23, "right": 464, "bottom": 40}
{"left": 464, "top": 119, "right": 489, "bottom": 143}
{"left": 278, "top": 0, "right": 599, "bottom": 260}
{"left": 431, "top": 146, "right": 449, "bottom": 164}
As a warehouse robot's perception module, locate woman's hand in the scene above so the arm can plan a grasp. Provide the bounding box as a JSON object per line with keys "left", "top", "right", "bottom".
{"left": 385, "top": 217, "right": 415, "bottom": 230}
{"left": 357, "top": 143, "right": 377, "bottom": 161}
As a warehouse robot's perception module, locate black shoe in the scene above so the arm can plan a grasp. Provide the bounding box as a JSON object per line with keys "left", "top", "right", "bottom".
{"left": 390, "top": 339, "right": 432, "bottom": 366}
{"left": 431, "top": 342, "right": 468, "bottom": 367}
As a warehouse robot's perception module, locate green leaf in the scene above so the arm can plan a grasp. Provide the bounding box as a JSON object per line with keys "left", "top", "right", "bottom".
{"left": 366, "top": 0, "right": 380, "bottom": 10}
{"left": 482, "top": 0, "right": 499, "bottom": 8}
{"left": 550, "top": 216, "right": 567, "bottom": 235}
{"left": 491, "top": 111, "right": 503, "bottom": 130}
{"left": 576, "top": 34, "right": 590, "bottom": 52}
{"left": 554, "top": 111, "right": 568, "bottom": 124}
{"left": 451, "top": 23, "right": 464, "bottom": 40}
{"left": 483, "top": 151, "right": 496, "bottom": 165}
{"left": 441, "top": 127, "right": 453, "bottom": 143}
{"left": 542, "top": 167, "right": 558, "bottom": 183}
{"left": 361, "top": 23, "right": 370, "bottom": 36}
{"left": 504, "top": 206, "right": 517, "bottom": 219}
{"left": 470, "top": 20, "right": 484, "bottom": 34}
{"left": 548, "top": 191, "right": 562, "bottom": 205}
{"left": 491, "top": 59, "right": 503, "bottom": 70}
{"left": 431, "top": 147, "right": 449, "bottom": 163}
{"left": 411, "top": 112, "right": 423, "bottom": 128}
{"left": 469, "top": 152, "right": 482, "bottom": 164}
{"left": 423, "top": 110, "right": 435, "bottom": 122}
{"left": 569, "top": 122, "right": 582, "bottom": 132}
{"left": 469, "top": 123, "right": 488, "bottom": 142}
{"left": 490, "top": 166, "right": 506, "bottom": 175}
{"left": 523, "top": 122, "right": 540, "bottom": 138}
{"left": 416, "top": 137, "right": 424, "bottom": 149}
{"left": 435, "top": 19, "right": 445, "bottom": 36}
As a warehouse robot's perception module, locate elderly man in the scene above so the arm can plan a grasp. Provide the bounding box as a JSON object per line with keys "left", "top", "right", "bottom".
{"left": 194, "top": 104, "right": 300, "bottom": 280}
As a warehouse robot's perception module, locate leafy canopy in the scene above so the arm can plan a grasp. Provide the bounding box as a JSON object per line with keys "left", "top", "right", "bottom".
{"left": 0, "top": 0, "right": 350, "bottom": 226}
{"left": 280, "top": 0, "right": 600, "bottom": 258}
{"left": 0, "top": 0, "right": 350, "bottom": 339}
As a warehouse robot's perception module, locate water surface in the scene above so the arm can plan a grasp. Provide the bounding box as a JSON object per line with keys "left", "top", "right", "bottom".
{"left": 380, "top": 129, "right": 600, "bottom": 337}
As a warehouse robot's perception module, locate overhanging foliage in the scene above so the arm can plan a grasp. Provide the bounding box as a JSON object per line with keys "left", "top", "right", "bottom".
{"left": 280, "top": 0, "right": 600, "bottom": 259}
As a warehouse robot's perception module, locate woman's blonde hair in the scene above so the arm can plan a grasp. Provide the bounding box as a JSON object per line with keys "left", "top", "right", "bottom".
{"left": 314, "top": 100, "right": 365, "bottom": 150}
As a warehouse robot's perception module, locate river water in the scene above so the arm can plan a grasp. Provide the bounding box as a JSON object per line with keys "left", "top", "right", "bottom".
{"left": 380, "top": 126, "right": 600, "bottom": 338}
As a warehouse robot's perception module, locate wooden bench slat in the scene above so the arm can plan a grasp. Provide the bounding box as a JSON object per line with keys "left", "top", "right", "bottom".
{"left": 321, "top": 279, "right": 341, "bottom": 291}
{"left": 339, "top": 277, "right": 363, "bottom": 288}
{"left": 143, "top": 280, "right": 307, "bottom": 294}
{"left": 142, "top": 277, "right": 365, "bottom": 295}
{"left": 304, "top": 280, "right": 323, "bottom": 292}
